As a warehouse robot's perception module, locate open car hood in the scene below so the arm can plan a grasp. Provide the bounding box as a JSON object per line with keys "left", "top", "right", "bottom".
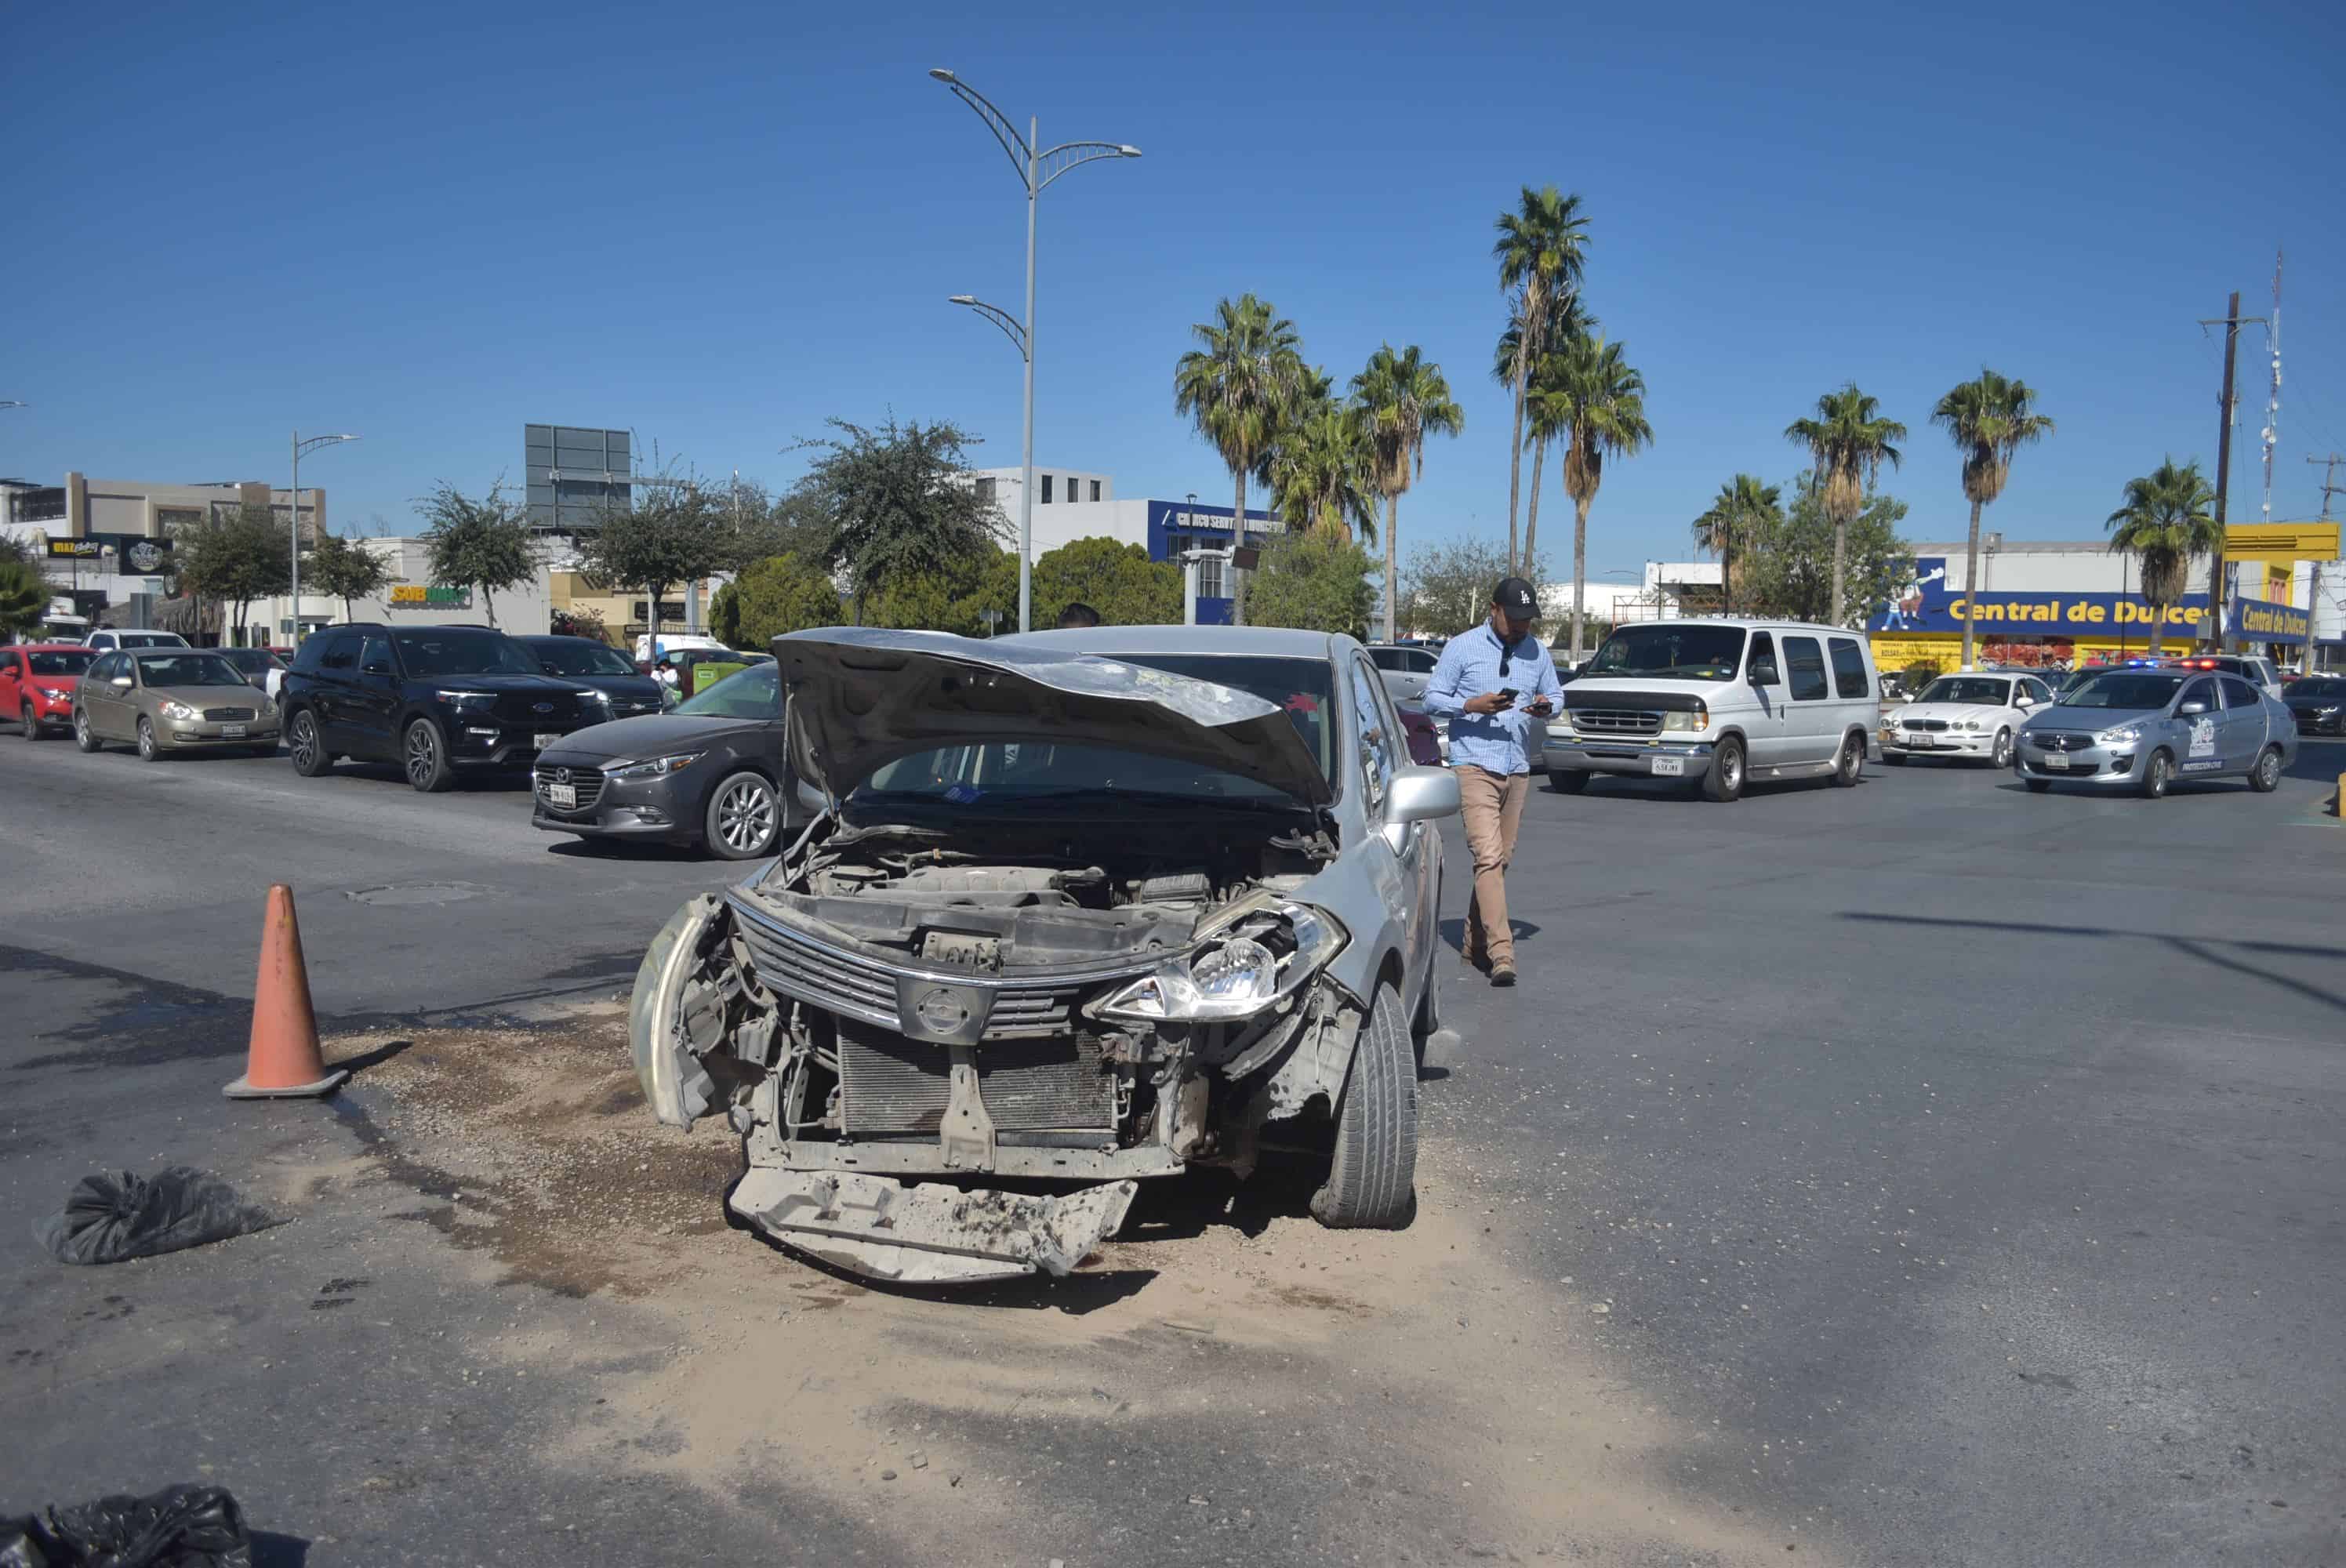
{"left": 773, "top": 627, "right": 1332, "bottom": 808}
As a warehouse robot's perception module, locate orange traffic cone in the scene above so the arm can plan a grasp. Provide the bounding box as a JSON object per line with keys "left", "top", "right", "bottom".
{"left": 224, "top": 884, "right": 349, "bottom": 1100}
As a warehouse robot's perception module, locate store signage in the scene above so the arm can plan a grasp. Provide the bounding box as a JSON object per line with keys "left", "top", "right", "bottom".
{"left": 2222, "top": 523, "right": 2340, "bottom": 564}
{"left": 2228, "top": 596, "right": 2310, "bottom": 644}
{"left": 45, "top": 538, "right": 104, "bottom": 558}
{"left": 390, "top": 584, "right": 472, "bottom": 608}
{"left": 42, "top": 533, "right": 172, "bottom": 566}
{"left": 1869, "top": 557, "right": 2210, "bottom": 637}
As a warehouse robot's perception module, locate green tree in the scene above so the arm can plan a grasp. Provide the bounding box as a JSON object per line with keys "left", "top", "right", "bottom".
{"left": 1740, "top": 476, "right": 1913, "bottom": 625}
{"left": 418, "top": 482, "right": 537, "bottom": 627}
{"left": 1033, "top": 537, "right": 1182, "bottom": 627}
{"left": 1492, "top": 185, "right": 1591, "bottom": 573}
{"left": 1933, "top": 368, "right": 2055, "bottom": 670}
{"left": 0, "top": 558, "right": 49, "bottom": 640}
{"left": 175, "top": 504, "right": 291, "bottom": 642}
{"left": 307, "top": 531, "right": 394, "bottom": 622}
{"left": 0, "top": 532, "right": 38, "bottom": 568}
{"left": 576, "top": 479, "right": 746, "bottom": 650}
{"left": 2103, "top": 458, "right": 2218, "bottom": 657}
{"left": 1785, "top": 384, "right": 1907, "bottom": 626}
{"left": 1400, "top": 537, "right": 1553, "bottom": 640}
{"left": 863, "top": 545, "right": 1005, "bottom": 637}
{"left": 1268, "top": 399, "right": 1378, "bottom": 543}
{"left": 1174, "top": 293, "right": 1305, "bottom": 627}
{"left": 1244, "top": 529, "right": 1377, "bottom": 639}
{"left": 1353, "top": 343, "right": 1463, "bottom": 643}
{"left": 1500, "top": 297, "right": 1592, "bottom": 601}
{"left": 714, "top": 552, "right": 842, "bottom": 649}
{"left": 1532, "top": 332, "right": 1651, "bottom": 659}
{"left": 794, "top": 417, "right": 1005, "bottom": 610}
{"left": 1690, "top": 475, "right": 1783, "bottom": 615}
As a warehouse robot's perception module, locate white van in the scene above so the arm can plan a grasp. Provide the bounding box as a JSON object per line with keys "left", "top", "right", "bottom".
{"left": 1542, "top": 619, "right": 1879, "bottom": 802}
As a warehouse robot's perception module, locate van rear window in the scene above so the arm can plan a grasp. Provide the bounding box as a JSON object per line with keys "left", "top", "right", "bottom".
{"left": 1828, "top": 637, "right": 1869, "bottom": 699}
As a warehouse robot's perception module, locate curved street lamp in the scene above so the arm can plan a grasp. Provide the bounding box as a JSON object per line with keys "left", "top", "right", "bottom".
{"left": 931, "top": 67, "right": 1138, "bottom": 633}
{"left": 290, "top": 431, "right": 358, "bottom": 645}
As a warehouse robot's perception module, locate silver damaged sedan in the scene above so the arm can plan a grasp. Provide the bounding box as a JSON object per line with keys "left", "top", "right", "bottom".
{"left": 2015, "top": 666, "right": 2298, "bottom": 797}
{"left": 629, "top": 626, "right": 1460, "bottom": 1283}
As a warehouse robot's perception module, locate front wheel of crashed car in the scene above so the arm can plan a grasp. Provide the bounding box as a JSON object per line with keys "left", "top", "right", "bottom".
{"left": 630, "top": 894, "right": 727, "bottom": 1128}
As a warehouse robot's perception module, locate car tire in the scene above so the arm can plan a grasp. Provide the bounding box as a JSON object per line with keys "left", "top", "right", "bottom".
{"left": 1701, "top": 735, "right": 1745, "bottom": 802}
{"left": 1548, "top": 771, "right": 1589, "bottom": 794}
{"left": 2139, "top": 748, "right": 2173, "bottom": 800}
{"left": 73, "top": 710, "right": 101, "bottom": 753}
{"left": 403, "top": 717, "right": 454, "bottom": 793}
{"left": 1830, "top": 731, "right": 1864, "bottom": 786}
{"left": 705, "top": 770, "right": 781, "bottom": 859}
{"left": 19, "top": 705, "right": 39, "bottom": 741}
{"left": 2247, "top": 745, "right": 2282, "bottom": 793}
{"left": 286, "top": 710, "right": 332, "bottom": 777}
{"left": 2025, "top": 778, "right": 2053, "bottom": 793}
{"left": 1990, "top": 728, "right": 2014, "bottom": 769}
{"left": 1311, "top": 981, "right": 1417, "bottom": 1230}
{"left": 136, "top": 717, "right": 161, "bottom": 762}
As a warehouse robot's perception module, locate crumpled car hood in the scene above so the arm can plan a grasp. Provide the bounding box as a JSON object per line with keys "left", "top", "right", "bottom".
{"left": 772, "top": 627, "right": 1332, "bottom": 808}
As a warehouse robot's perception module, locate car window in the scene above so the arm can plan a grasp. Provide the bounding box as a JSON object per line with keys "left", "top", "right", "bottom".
{"left": 316, "top": 634, "right": 357, "bottom": 672}
{"left": 85, "top": 653, "right": 116, "bottom": 682}
{"left": 1783, "top": 637, "right": 1828, "bottom": 701}
{"left": 1408, "top": 650, "right": 1438, "bottom": 673}
{"left": 675, "top": 662, "right": 782, "bottom": 719}
{"left": 1828, "top": 637, "right": 1869, "bottom": 699}
{"left": 2220, "top": 677, "right": 2261, "bottom": 710}
{"left": 1745, "top": 631, "right": 1777, "bottom": 684}
{"left": 1350, "top": 658, "right": 1394, "bottom": 815}
{"left": 2178, "top": 677, "right": 2215, "bottom": 712}
{"left": 2022, "top": 678, "right": 2053, "bottom": 705}
{"left": 528, "top": 638, "right": 638, "bottom": 677}
{"left": 391, "top": 630, "right": 536, "bottom": 677}
{"left": 359, "top": 635, "right": 392, "bottom": 673}
{"left": 1367, "top": 648, "right": 1404, "bottom": 671}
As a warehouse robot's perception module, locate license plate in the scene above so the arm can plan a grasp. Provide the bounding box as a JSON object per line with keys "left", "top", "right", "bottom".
{"left": 1650, "top": 757, "right": 1685, "bottom": 777}
{"left": 1903, "top": 734, "right": 1931, "bottom": 748}
{"left": 546, "top": 782, "right": 577, "bottom": 808}
{"left": 220, "top": 724, "right": 247, "bottom": 738}
{"left": 2041, "top": 753, "right": 2069, "bottom": 771}
{"left": 534, "top": 731, "right": 561, "bottom": 750}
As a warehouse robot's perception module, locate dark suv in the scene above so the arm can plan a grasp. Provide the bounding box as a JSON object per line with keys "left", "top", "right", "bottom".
{"left": 278, "top": 623, "right": 600, "bottom": 791}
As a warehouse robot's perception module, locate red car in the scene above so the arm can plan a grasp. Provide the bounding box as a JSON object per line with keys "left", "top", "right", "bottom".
{"left": 2, "top": 643, "right": 97, "bottom": 740}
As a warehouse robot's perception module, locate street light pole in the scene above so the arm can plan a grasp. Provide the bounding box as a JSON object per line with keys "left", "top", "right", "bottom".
{"left": 290, "top": 431, "right": 358, "bottom": 648}
{"left": 931, "top": 67, "right": 1138, "bottom": 634}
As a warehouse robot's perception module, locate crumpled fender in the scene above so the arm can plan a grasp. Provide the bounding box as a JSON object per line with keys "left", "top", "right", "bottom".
{"left": 630, "top": 895, "right": 723, "bottom": 1128}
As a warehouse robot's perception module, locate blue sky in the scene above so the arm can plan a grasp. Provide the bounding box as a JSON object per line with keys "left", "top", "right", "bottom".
{"left": 8, "top": 0, "right": 2344, "bottom": 582}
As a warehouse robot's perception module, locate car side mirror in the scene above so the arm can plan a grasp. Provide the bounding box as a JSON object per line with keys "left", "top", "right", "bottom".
{"left": 363, "top": 661, "right": 391, "bottom": 676}
{"left": 2178, "top": 699, "right": 2209, "bottom": 716}
{"left": 1749, "top": 662, "right": 1778, "bottom": 687}
{"left": 111, "top": 675, "right": 133, "bottom": 689}
{"left": 1386, "top": 764, "right": 1461, "bottom": 825}
{"left": 2017, "top": 695, "right": 2035, "bottom": 707}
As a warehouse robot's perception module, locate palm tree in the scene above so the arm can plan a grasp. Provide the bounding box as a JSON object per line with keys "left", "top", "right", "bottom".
{"left": 1494, "top": 299, "right": 1590, "bottom": 590}
{"left": 1353, "top": 344, "right": 1462, "bottom": 641}
{"left": 1269, "top": 401, "right": 1379, "bottom": 542}
{"left": 1535, "top": 333, "right": 1652, "bottom": 659}
{"left": 1174, "top": 294, "right": 1304, "bottom": 626}
{"left": 1691, "top": 474, "right": 1782, "bottom": 615}
{"left": 1785, "top": 384, "right": 1907, "bottom": 626}
{"left": 2104, "top": 459, "right": 2218, "bottom": 656}
{"left": 1492, "top": 187, "right": 1590, "bottom": 572}
{"left": 1934, "top": 369, "right": 2055, "bottom": 670}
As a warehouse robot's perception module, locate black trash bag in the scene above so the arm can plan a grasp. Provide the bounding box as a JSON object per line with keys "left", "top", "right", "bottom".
{"left": 35, "top": 1169, "right": 276, "bottom": 1266}
{"left": 3, "top": 1486, "right": 251, "bottom": 1568}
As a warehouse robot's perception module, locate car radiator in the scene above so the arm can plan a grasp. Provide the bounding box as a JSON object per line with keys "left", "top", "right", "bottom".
{"left": 835, "top": 1018, "right": 1117, "bottom": 1136}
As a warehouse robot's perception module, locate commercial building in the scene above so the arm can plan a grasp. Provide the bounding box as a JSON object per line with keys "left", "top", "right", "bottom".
{"left": 966, "top": 466, "right": 1280, "bottom": 624}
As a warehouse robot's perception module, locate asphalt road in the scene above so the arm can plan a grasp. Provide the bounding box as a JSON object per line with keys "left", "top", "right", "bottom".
{"left": 3, "top": 730, "right": 2341, "bottom": 1565}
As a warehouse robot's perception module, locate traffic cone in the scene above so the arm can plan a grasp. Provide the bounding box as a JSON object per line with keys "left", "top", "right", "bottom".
{"left": 224, "top": 884, "right": 349, "bottom": 1100}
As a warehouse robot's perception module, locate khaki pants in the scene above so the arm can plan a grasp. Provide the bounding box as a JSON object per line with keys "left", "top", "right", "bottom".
{"left": 1456, "top": 765, "right": 1531, "bottom": 968}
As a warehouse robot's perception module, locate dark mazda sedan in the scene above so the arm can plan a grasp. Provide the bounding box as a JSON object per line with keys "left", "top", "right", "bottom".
{"left": 531, "top": 661, "right": 797, "bottom": 858}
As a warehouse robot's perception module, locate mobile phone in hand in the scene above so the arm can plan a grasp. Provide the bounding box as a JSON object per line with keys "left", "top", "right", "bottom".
{"left": 1497, "top": 687, "right": 1519, "bottom": 704}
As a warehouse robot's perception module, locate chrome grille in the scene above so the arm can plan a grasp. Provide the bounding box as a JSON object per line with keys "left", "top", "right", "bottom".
{"left": 1568, "top": 708, "right": 1661, "bottom": 737}
{"left": 986, "top": 985, "right": 1080, "bottom": 1039}
{"left": 836, "top": 1019, "right": 1114, "bottom": 1135}
{"left": 735, "top": 915, "right": 902, "bottom": 1029}
{"left": 202, "top": 706, "right": 256, "bottom": 722}
{"left": 532, "top": 764, "right": 605, "bottom": 813}
{"left": 2032, "top": 731, "right": 2097, "bottom": 752}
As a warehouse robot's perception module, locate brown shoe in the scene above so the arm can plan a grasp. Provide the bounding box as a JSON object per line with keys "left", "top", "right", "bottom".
{"left": 1489, "top": 963, "right": 1517, "bottom": 988}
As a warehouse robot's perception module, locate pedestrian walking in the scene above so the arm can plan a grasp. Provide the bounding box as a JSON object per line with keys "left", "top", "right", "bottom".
{"left": 1421, "top": 576, "right": 1561, "bottom": 987}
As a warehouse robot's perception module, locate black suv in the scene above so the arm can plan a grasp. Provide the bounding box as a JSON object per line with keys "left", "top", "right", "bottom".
{"left": 279, "top": 623, "right": 600, "bottom": 791}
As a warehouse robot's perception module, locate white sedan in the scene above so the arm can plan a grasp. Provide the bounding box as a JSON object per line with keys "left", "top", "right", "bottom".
{"left": 1879, "top": 672, "right": 2055, "bottom": 768}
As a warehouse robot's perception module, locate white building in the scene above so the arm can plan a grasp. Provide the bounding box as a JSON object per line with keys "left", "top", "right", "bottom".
{"left": 249, "top": 536, "right": 554, "bottom": 643}
{"left": 967, "top": 466, "right": 1278, "bottom": 623}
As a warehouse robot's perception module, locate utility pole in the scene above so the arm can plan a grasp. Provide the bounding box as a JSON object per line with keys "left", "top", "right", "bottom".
{"left": 2310, "top": 453, "right": 2344, "bottom": 673}
{"left": 2198, "top": 292, "right": 2266, "bottom": 650}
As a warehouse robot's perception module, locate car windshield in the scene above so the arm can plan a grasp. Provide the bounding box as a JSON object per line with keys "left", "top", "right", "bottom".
{"left": 530, "top": 640, "right": 639, "bottom": 677}
{"left": 2289, "top": 678, "right": 2345, "bottom": 699}
{"left": 393, "top": 630, "right": 537, "bottom": 677}
{"left": 850, "top": 653, "right": 1335, "bottom": 810}
{"left": 136, "top": 654, "right": 249, "bottom": 688}
{"left": 2063, "top": 672, "right": 2187, "bottom": 710}
{"left": 1585, "top": 625, "right": 1746, "bottom": 681}
{"left": 676, "top": 662, "right": 781, "bottom": 718}
{"left": 28, "top": 650, "right": 94, "bottom": 677}
{"left": 217, "top": 648, "right": 273, "bottom": 673}
{"left": 1917, "top": 677, "right": 2012, "bottom": 706}
{"left": 119, "top": 633, "right": 185, "bottom": 648}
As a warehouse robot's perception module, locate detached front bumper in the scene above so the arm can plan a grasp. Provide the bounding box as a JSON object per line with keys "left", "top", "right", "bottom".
{"left": 1543, "top": 735, "right": 1714, "bottom": 780}
{"left": 728, "top": 1168, "right": 1137, "bottom": 1284}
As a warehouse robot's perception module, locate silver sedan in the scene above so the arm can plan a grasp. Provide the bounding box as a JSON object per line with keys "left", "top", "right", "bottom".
{"left": 2014, "top": 666, "right": 2298, "bottom": 798}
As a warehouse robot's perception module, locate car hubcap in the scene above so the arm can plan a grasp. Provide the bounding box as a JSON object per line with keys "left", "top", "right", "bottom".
{"left": 139, "top": 724, "right": 152, "bottom": 757}
{"left": 2261, "top": 752, "right": 2278, "bottom": 786}
{"left": 718, "top": 780, "right": 775, "bottom": 851}
{"left": 1723, "top": 748, "right": 1741, "bottom": 789}
{"left": 291, "top": 717, "right": 314, "bottom": 768}
{"left": 1994, "top": 732, "right": 2011, "bottom": 766}
{"left": 406, "top": 726, "right": 437, "bottom": 785}
{"left": 75, "top": 713, "right": 88, "bottom": 744}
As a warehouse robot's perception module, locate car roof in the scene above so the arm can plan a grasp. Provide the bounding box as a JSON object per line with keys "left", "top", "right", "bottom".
{"left": 125, "top": 645, "right": 231, "bottom": 658}
{"left": 515, "top": 633, "right": 601, "bottom": 644}
{"left": 1614, "top": 617, "right": 1861, "bottom": 637}
{"left": 13, "top": 642, "right": 95, "bottom": 654}
{"left": 1005, "top": 625, "right": 1343, "bottom": 659}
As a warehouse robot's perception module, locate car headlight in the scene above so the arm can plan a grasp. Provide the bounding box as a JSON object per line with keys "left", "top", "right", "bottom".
{"left": 35, "top": 684, "right": 71, "bottom": 700}
{"left": 1661, "top": 706, "right": 1707, "bottom": 733}
{"left": 607, "top": 750, "right": 703, "bottom": 782}
{"left": 1959, "top": 719, "right": 1981, "bottom": 731}
{"left": 579, "top": 688, "right": 612, "bottom": 705}
{"left": 2095, "top": 723, "right": 2144, "bottom": 746}
{"left": 438, "top": 689, "right": 499, "bottom": 708}
{"left": 158, "top": 700, "right": 198, "bottom": 720}
{"left": 1098, "top": 902, "right": 1348, "bottom": 1023}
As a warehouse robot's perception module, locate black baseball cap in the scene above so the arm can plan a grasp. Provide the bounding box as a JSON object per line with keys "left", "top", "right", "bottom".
{"left": 1493, "top": 577, "right": 1539, "bottom": 618}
